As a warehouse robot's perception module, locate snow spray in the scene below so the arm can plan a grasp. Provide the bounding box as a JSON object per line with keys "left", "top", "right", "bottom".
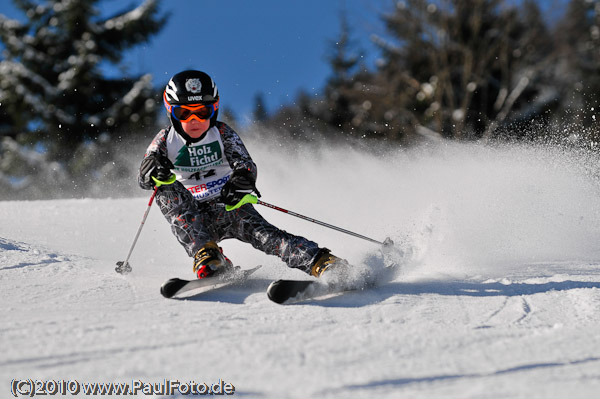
{"left": 249, "top": 132, "right": 600, "bottom": 280}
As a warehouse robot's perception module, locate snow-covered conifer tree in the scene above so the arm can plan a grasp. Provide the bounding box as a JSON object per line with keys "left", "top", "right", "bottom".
{"left": 0, "top": 0, "right": 167, "bottom": 198}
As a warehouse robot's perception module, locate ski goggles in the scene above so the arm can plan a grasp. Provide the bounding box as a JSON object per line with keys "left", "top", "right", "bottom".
{"left": 164, "top": 94, "right": 219, "bottom": 122}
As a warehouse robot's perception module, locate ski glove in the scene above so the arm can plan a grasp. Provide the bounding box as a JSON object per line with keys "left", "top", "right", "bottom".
{"left": 139, "top": 153, "right": 175, "bottom": 187}
{"left": 220, "top": 169, "right": 259, "bottom": 206}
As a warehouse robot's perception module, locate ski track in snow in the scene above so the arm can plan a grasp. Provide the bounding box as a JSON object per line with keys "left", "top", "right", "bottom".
{"left": 2, "top": 141, "right": 600, "bottom": 398}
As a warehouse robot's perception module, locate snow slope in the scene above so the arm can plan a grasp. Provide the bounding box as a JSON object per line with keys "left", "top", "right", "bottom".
{"left": 2, "top": 140, "right": 600, "bottom": 398}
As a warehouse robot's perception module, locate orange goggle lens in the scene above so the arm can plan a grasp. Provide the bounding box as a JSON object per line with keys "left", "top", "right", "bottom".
{"left": 171, "top": 101, "right": 218, "bottom": 122}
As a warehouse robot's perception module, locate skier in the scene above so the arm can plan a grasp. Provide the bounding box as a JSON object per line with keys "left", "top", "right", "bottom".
{"left": 138, "top": 70, "right": 347, "bottom": 280}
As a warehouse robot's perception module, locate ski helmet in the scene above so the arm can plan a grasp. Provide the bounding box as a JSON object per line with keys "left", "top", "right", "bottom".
{"left": 163, "top": 70, "right": 220, "bottom": 142}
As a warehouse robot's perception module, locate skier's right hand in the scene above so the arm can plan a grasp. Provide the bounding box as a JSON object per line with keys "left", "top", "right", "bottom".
{"left": 139, "top": 153, "right": 175, "bottom": 188}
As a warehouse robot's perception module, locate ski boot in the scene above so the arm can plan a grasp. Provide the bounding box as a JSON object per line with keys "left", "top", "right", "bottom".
{"left": 193, "top": 241, "right": 234, "bottom": 279}
{"left": 310, "top": 249, "right": 350, "bottom": 278}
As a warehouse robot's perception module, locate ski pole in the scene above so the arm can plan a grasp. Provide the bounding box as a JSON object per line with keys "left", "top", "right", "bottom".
{"left": 257, "top": 200, "right": 385, "bottom": 245}
{"left": 115, "top": 185, "right": 159, "bottom": 274}
{"left": 226, "top": 194, "right": 386, "bottom": 245}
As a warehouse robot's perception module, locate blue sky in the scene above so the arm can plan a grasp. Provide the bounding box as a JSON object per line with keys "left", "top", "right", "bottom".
{"left": 0, "top": 0, "right": 387, "bottom": 122}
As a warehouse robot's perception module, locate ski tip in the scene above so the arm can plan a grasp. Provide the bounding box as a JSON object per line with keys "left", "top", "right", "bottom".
{"left": 160, "top": 278, "right": 187, "bottom": 299}
{"left": 266, "top": 280, "right": 288, "bottom": 304}
{"left": 267, "top": 279, "right": 315, "bottom": 304}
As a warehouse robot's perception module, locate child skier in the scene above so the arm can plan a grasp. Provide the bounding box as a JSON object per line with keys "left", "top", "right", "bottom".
{"left": 138, "top": 70, "right": 346, "bottom": 279}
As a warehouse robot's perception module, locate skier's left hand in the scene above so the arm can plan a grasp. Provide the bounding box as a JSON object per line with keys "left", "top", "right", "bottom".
{"left": 221, "top": 169, "right": 258, "bottom": 206}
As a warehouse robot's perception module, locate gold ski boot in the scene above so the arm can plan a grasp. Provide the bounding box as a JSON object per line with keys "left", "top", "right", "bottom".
{"left": 310, "top": 249, "right": 350, "bottom": 277}
{"left": 193, "top": 241, "right": 234, "bottom": 279}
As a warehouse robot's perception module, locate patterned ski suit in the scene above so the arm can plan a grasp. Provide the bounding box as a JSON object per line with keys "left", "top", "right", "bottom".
{"left": 139, "top": 121, "right": 321, "bottom": 273}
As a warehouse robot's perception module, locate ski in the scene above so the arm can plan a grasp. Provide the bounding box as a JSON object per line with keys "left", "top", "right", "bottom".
{"left": 160, "top": 265, "right": 261, "bottom": 299}
{"left": 266, "top": 279, "right": 321, "bottom": 304}
{"left": 267, "top": 265, "right": 400, "bottom": 304}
